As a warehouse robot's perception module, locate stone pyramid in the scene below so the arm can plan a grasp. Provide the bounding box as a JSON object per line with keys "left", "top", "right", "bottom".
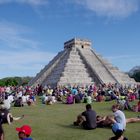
{"left": 29, "top": 38, "right": 136, "bottom": 87}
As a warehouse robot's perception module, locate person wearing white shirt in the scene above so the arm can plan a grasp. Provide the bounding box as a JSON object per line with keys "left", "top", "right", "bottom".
{"left": 112, "top": 104, "right": 126, "bottom": 130}
{"left": 110, "top": 104, "right": 127, "bottom": 140}
{"left": 8, "top": 95, "right": 14, "bottom": 104}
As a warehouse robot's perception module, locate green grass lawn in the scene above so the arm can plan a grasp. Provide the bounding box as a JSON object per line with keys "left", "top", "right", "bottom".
{"left": 3, "top": 98, "right": 140, "bottom": 140}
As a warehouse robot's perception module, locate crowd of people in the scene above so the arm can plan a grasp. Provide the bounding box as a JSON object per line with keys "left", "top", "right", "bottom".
{"left": 0, "top": 83, "right": 140, "bottom": 139}
{"left": 0, "top": 83, "right": 140, "bottom": 107}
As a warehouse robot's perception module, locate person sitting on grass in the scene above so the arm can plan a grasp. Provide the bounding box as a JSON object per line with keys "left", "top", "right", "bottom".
{"left": 16, "top": 125, "right": 33, "bottom": 140}
{"left": 14, "top": 97, "right": 24, "bottom": 107}
{"left": 73, "top": 104, "right": 97, "bottom": 130}
{"left": 45, "top": 95, "right": 57, "bottom": 105}
{"left": 83, "top": 94, "right": 92, "bottom": 104}
{"left": 66, "top": 94, "right": 74, "bottom": 104}
{"left": 27, "top": 94, "right": 36, "bottom": 106}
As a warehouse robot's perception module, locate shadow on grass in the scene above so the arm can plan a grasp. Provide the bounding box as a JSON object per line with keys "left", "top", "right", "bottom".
{"left": 56, "top": 123, "right": 112, "bottom": 131}
{"left": 56, "top": 123, "right": 83, "bottom": 130}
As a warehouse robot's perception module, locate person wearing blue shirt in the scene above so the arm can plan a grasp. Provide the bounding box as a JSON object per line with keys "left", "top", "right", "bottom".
{"left": 71, "top": 88, "right": 78, "bottom": 95}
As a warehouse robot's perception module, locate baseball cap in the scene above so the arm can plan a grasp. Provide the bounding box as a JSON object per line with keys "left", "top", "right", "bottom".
{"left": 16, "top": 125, "right": 32, "bottom": 135}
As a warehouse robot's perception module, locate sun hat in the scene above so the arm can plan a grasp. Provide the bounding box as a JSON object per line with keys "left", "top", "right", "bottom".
{"left": 16, "top": 125, "right": 32, "bottom": 135}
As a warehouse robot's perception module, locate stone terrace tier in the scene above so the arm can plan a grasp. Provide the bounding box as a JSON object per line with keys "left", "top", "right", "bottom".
{"left": 29, "top": 38, "right": 136, "bottom": 87}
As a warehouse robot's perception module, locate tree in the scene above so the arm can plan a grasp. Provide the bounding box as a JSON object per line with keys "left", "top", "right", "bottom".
{"left": 0, "top": 76, "right": 32, "bottom": 86}
{"left": 131, "top": 71, "right": 140, "bottom": 82}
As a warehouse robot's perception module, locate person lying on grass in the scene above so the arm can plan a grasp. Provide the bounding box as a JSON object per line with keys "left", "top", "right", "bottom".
{"left": 96, "top": 115, "right": 140, "bottom": 128}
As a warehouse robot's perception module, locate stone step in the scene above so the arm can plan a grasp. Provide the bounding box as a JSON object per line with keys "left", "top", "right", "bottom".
{"left": 42, "top": 48, "right": 95, "bottom": 86}
{"left": 59, "top": 78, "right": 93, "bottom": 82}
{"left": 78, "top": 49, "right": 117, "bottom": 83}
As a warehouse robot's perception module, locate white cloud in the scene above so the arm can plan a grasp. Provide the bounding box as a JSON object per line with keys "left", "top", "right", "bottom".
{"left": 0, "top": 0, "right": 48, "bottom": 6}
{"left": 0, "top": 21, "right": 40, "bottom": 50}
{"left": 0, "top": 0, "right": 48, "bottom": 18}
{"left": 0, "top": 51, "right": 55, "bottom": 65}
{"left": 106, "top": 54, "right": 137, "bottom": 60}
{"left": 74, "top": 0, "right": 139, "bottom": 18}
{"left": 105, "top": 54, "right": 140, "bottom": 71}
{"left": 0, "top": 21, "right": 56, "bottom": 78}
{"left": 0, "top": 50, "right": 56, "bottom": 78}
{"left": 106, "top": 54, "right": 140, "bottom": 65}
{"left": 0, "top": 0, "right": 138, "bottom": 18}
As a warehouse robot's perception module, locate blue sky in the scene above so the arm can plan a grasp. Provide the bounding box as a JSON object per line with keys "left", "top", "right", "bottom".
{"left": 0, "top": 0, "right": 140, "bottom": 79}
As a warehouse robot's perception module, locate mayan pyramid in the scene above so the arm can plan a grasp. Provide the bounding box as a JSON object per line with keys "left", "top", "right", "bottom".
{"left": 29, "top": 38, "right": 136, "bottom": 87}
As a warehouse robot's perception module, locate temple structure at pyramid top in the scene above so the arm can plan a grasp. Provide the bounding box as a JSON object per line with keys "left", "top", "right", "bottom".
{"left": 29, "top": 38, "right": 136, "bottom": 87}
{"left": 64, "top": 38, "right": 92, "bottom": 49}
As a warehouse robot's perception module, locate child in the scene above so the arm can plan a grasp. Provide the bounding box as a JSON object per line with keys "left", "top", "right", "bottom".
{"left": 16, "top": 125, "right": 33, "bottom": 140}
